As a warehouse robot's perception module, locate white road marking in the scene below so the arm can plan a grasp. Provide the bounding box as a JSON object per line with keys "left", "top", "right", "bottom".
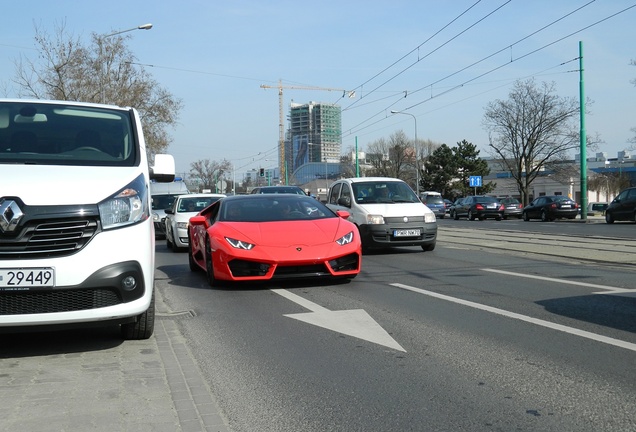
{"left": 271, "top": 289, "right": 406, "bottom": 352}
{"left": 391, "top": 283, "right": 636, "bottom": 353}
{"left": 481, "top": 268, "right": 636, "bottom": 294}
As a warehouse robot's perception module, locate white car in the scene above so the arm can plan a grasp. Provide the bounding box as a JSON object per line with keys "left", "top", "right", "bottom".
{"left": 165, "top": 193, "right": 225, "bottom": 250}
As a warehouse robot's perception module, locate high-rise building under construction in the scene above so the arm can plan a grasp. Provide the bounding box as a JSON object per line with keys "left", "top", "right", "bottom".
{"left": 286, "top": 101, "right": 342, "bottom": 174}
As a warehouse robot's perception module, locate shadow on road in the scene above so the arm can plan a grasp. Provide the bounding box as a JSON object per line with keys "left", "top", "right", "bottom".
{"left": 537, "top": 294, "right": 636, "bottom": 334}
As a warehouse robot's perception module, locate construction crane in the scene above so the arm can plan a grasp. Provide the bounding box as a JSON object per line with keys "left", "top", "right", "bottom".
{"left": 260, "top": 79, "right": 354, "bottom": 184}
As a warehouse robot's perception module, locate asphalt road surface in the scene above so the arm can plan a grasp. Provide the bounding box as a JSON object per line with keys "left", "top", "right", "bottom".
{"left": 154, "top": 220, "right": 636, "bottom": 431}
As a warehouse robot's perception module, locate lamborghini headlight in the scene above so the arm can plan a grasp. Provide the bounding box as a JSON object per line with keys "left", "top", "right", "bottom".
{"left": 226, "top": 237, "right": 255, "bottom": 250}
{"left": 336, "top": 231, "right": 354, "bottom": 246}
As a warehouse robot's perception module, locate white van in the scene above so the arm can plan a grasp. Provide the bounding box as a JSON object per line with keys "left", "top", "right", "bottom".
{"left": 0, "top": 99, "right": 175, "bottom": 339}
{"left": 326, "top": 177, "right": 437, "bottom": 251}
{"left": 150, "top": 179, "right": 190, "bottom": 239}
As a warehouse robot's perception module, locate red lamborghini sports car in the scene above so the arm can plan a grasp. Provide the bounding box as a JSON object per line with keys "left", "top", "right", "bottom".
{"left": 188, "top": 194, "right": 361, "bottom": 286}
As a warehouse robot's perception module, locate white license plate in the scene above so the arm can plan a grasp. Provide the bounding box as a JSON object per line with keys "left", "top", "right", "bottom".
{"left": 561, "top": 204, "right": 571, "bottom": 208}
{"left": 486, "top": 203, "right": 497, "bottom": 209}
{"left": 394, "top": 229, "right": 420, "bottom": 237}
{"left": 0, "top": 268, "right": 55, "bottom": 289}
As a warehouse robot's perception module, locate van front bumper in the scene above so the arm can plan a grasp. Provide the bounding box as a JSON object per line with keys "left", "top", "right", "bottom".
{"left": 0, "top": 261, "right": 149, "bottom": 326}
{"left": 359, "top": 221, "right": 437, "bottom": 249}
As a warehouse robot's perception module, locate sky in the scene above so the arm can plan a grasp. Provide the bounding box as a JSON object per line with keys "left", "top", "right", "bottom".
{"left": 1, "top": 1, "right": 635, "bottom": 178}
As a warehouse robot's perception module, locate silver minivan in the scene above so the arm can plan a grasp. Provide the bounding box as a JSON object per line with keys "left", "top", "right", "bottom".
{"left": 326, "top": 177, "right": 437, "bottom": 251}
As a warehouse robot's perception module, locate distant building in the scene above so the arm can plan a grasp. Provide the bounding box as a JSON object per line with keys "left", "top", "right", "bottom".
{"left": 286, "top": 102, "right": 342, "bottom": 174}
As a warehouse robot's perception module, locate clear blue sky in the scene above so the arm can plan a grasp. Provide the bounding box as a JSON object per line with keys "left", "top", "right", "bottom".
{"left": 2, "top": 1, "right": 635, "bottom": 176}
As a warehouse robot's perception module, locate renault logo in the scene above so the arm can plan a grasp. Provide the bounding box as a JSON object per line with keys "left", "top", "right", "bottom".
{"left": 403, "top": 216, "right": 409, "bottom": 223}
{"left": 0, "top": 199, "right": 24, "bottom": 233}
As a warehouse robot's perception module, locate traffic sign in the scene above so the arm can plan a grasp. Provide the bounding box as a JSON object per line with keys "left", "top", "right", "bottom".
{"left": 469, "top": 176, "right": 482, "bottom": 187}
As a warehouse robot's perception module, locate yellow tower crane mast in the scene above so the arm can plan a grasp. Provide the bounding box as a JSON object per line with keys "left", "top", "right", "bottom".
{"left": 260, "top": 79, "right": 353, "bottom": 184}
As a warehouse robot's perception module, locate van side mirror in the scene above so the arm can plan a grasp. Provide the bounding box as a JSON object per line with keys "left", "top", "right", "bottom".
{"left": 150, "top": 154, "right": 176, "bottom": 182}
{"left": 337, "top": 196, "right": 351, "bottom": 207}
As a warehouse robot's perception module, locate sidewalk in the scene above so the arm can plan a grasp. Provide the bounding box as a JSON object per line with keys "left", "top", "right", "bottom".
{"left": 0, "top": 292, "right": 229, "bottom": 432}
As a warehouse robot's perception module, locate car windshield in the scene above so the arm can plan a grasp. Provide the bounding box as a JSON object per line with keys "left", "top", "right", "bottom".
{"left": 0, "top": 101, "right": 136, "bottom": 166}
{"left": 152, "top": 194, "right": 179, "bottom": 210}
{"left": 500, "top": 198, "right": 520, "bottom": 204}
{"left": 254, "top": 187, "right": 306, "bottom": 195}
{"left": 178, "top": 197, "right": 223, "bottom": 213}
{"left": 352, "top": 182, "right": 419, "bottom": 204}
{"left": 220, "top": 196, "right": 336, "bottom": 222}
{"left": 426, "top": 197, "right": 444, "bottom": 204}
{"left": 475, "top": 196, "right": 498, "bottom": 203}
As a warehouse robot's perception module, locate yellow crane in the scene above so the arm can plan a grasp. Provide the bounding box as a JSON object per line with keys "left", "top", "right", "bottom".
{"left": 260, "top": 80, "right": 354, "bottom": 184}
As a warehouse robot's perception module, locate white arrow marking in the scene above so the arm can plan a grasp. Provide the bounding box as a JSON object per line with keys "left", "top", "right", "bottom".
{"left": 271, "top": 289, "right": 406, "bottom": 352}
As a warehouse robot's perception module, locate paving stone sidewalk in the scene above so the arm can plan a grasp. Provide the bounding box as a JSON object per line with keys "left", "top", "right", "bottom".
{"left": 0, "top": 304, "right": 229, "bottom": 432}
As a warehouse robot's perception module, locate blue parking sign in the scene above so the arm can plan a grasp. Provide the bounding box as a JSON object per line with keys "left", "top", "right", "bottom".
{"left": 469, "top": 176, "right": 482, "bottom": 187}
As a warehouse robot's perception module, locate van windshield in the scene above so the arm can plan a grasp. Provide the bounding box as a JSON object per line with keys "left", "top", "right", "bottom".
{"left": 352, "top": 181, "right": 419, "bottom": 204}
{"left": 0, "top": 101, "right": 137, "bottom": 167}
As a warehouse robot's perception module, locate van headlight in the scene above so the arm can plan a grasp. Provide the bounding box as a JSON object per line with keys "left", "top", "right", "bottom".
{"left": 98, "top": 174, "right": 148, "bottom": 230}
{"left": 366, "top": 214, "right": 385, "bottom": 224}
{"left": 424, "top": 212, "right": 436, "bottom": 223}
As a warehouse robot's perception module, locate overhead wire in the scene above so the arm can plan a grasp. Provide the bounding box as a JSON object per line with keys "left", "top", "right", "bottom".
{"left": 342, "top": 1, "right": 635, "bottom": 140}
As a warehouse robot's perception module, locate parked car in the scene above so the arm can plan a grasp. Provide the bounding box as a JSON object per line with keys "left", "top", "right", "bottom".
{"left": 326, "top": 177, "right": 437, "bottom": 251}
{"left": 443, "top": 199, "right": 453, "bottom": 214}
{"left": 605, "top": 187, "right": 636, "bottom": 223}
{"left": 522, "top": 195, "right": 578, "bottom": 221}
{"left": 448, "top": 198, "right": 465, "bottom": 219}
{"left": 498, "top": 197, "right": 523, "bottom": 219}
{"left": 165, "top": 193, "right": 226, "bottom": 251}
{"left": 188, "top": 194, "right": 361, "bottom": 286}
{"left": 584, "top": 202, "right": 608, "bottom": 216}
{"left": 0, "top": 99, "right": 175, "bottom": 339}
{"left": 453, "top": 196, "right": 504, "bottom": 221}
{"left": 250, "top": 185, "right": 306, "bottom": 195}
{"left": 420, "top": 193, "right": 446, "bottom": 219}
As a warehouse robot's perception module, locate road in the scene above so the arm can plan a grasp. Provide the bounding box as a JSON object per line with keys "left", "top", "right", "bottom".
{"left": 2, "top": 218, "right": 634, "bottom": 431}
{"left": 155, "top": 218, "right": 636, "bottom": 431}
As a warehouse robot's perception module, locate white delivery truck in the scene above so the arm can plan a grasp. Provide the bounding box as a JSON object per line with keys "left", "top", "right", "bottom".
{"left": 0, "top": 99, "right": 175, "bottom": 339}
{"left": 150, "top": 179, "right": 190, "bottom": 239}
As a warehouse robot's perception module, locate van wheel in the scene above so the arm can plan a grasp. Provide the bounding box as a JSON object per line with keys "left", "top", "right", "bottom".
{"left": 605, "top": 212, "right": 614, "bottom": 224}
{"left": 121, "top": 290, "right": 155, "bottom": 340}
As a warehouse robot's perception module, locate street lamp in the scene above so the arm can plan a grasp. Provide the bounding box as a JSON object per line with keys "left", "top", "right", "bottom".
{"left": 100, "top": 23, "right": 153, "bottom": 103}
{"left": 391, "top": 110, "right": 419, "bottom": 196}
{"left": 104, "top": 23, "right": 153, "bottom": 38}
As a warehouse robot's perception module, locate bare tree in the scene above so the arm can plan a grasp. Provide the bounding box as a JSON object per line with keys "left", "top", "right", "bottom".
{"left": 10, "top": 21, "right": 182, "bottom": 157}
{"left": 189, "top": 159, "right": 231, "bottom": 193}
{"left": 483, "top": 79, "right": 585, "bottom": 205}
{"left": 366, "top": 130, "right": 413, "bottom": 183}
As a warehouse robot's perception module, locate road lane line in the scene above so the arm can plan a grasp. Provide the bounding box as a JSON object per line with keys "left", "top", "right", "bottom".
{"left": 482, "top": 268, "right": 634, "bottom": 294}
{"left": 391, "top": 283, "right": 636, "bottom": 353}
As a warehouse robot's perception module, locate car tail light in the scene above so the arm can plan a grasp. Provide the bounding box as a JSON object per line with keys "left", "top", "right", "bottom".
{"left": 550, "top": 203, "right": 557, "bottom": 209}
{"left": 519, "top": 204, "right": 523, "bottom": 209}
{"left": 475, "top": 204, "right": 484, "bottom": 210}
